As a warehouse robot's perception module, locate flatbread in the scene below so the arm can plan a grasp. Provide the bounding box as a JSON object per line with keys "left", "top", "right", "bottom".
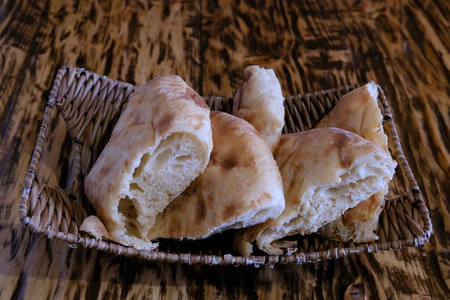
{"left": 234, "top": 128, "right": 397, "bottom": 256}
{"left": 84, "top": 75, "right": 213, "bottom": 250}
{"left": 316, "top": 81, "right": 392, "bottom": 243}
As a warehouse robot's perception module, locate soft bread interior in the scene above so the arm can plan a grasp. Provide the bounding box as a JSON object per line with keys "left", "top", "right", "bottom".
{"left": 128, "top": 133, "right": 203, "bottom": 202}
{"left": 112, "top": 133, "right": 209, "bottom": 247}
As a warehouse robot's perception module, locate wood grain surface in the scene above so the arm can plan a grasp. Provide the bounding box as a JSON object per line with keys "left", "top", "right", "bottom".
{"left": 0, "top": 0, "right": 449, "bottom": 299}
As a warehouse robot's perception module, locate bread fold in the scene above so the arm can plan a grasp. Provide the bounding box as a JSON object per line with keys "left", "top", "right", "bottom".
{"left": 147, "top": 111, "right": 285, "bottom": 240}
{"left": 84, "top": 75, "right": 213, "bottom": 250}
{"left": 234, "top": 128, "right": 396, "bottom": 256}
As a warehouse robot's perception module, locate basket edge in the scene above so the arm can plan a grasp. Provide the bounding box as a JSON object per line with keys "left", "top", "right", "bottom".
{"left": 19, "top": 67, "right": 434, "bottom": 266}
{"left": 19, "top": 66, "right": 70, "bottom": 227}
{"left": 377, "top": 86, "right": 433, "bottom": 240}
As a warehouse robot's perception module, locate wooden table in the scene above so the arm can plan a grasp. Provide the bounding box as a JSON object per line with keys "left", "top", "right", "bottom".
{"left": 1, "top": 0, "right": 448, "bottom": 299}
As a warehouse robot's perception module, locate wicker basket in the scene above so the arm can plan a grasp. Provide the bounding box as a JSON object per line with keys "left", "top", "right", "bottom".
{"left": 19, "top": 66, "right": 433, "bottom": 266}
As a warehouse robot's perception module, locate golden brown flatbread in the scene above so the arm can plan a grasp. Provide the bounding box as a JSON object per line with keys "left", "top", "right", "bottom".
{"left": 315, "top": 81, "right": 392, "bottom": 243}
{"left": 234, "top": 128, "right": 397, "bottom": 256}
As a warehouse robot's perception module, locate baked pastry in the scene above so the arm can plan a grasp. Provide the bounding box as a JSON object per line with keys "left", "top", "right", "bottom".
{"left": 233, "top": 65, "right": 285, "bottom": 152}
{"left": 234, "top": 128, "right": 397, "bottom": 256}
{"left": 315, "top": 81, "right": 393, "bottom": 243}
{"left": 83, "top": 75, "right": 213, "bottom": 250}
{"left": 147, "top": 111, "right": 285, "bottom": 240}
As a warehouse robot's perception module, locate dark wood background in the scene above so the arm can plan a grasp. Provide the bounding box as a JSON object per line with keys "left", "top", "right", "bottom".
{"left": 0, "top": 0, "right": 448, "bottom": 299}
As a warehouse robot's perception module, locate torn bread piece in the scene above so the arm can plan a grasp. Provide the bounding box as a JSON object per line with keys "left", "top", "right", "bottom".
{"left": 233, "top": 65, "right": 285, "bottom": 153}
{"left": 316, "top": 81, "right": 395, "bottom": 243}
{"left": 84, "top": 75, "right": 213, "bottom": 250}
{"left": 80, "top": 216, "right": 109, "bottom": 240}
{"left": 147, "top": 111, "right": 285, "bottom": 240}
{"left": 234, "top": 128, "right": 397, "bottom": 256}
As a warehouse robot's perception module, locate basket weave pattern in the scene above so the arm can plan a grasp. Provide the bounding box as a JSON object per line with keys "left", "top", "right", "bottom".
{"left": 19, "top": 67, "right": 433, "bottom": 266}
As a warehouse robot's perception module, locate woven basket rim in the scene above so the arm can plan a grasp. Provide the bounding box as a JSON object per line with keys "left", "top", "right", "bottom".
{"left": 18, "top": 66, "right": 433, "bottom": 266}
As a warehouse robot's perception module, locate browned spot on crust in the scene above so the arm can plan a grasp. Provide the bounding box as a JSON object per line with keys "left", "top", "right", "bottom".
{"left": 237, "top": 109, "right": 262, "bottom": 133}
{"left": 206, "top": 194, "right": 214, "bottom": 203}
{"left": 333, "top": 130, "right": 349, "bottom": 150}
{"left": 99, "top": 161, "right": 113, "bottom": 177}
{"left": 168, "top": 218, "right": 181, "bottom": 236}
{"left": 333, "top": 131, "right": 353, "bottom": 168}
{"left": 342, "top": 194, "right": 382, "bottom": 226}
{"left": 156, "top": 112, "right": 175, "bottom": 136}
{"left": 185, "top": 87, "right": 209, "bottom": 109}
{"left": 189, "top": 114, "right": 206, "bottom": 130}
{"left": 123, "top": 159, "right": 130, "bottom": 169}
{"left": 127, "top": 118, "right": 137, "bottom": 127}
{"left": 196, "top": 196, "right": 207, "bottom": 221}
{"left": 220, "top": 154, "right": 239, "bottom": 170}
{"left": 180, "top": 182, "right": 196, "bottom": 197}
{"left": 222, "top": 204, "right": 237, "bottom": 221}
